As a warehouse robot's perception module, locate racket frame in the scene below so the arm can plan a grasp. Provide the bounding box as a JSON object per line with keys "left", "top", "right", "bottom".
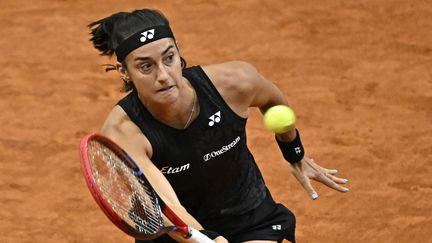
{"left": 80, "top": 133, "right": 191, "bottom": 240}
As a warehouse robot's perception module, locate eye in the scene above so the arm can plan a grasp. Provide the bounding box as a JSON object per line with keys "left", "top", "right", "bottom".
{"left": 164, "top": 53, "right": 175, "bottom": 64}
{"left": 139, "top": 63, "right": 153, "bottom": 72}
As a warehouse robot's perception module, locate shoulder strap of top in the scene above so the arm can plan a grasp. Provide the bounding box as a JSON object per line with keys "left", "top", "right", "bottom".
{"left": 184, "top": 66, "right": 233, "bottom": 113}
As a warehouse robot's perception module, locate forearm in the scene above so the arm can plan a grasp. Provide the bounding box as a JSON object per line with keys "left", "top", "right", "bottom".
{"left": 163, "top": 204, "right": 203, "bottom": 230}
{"left": 252, "top": 76, "right": 297, "bottom": 142}
{"left": 132, "top": 157, "right": 204, "bottom": 230}
{"left": 275, "top": 127, "right": 297, "bottom": 142}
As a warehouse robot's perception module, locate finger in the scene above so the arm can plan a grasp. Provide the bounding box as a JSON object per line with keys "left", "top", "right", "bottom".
{"left": 325, "top": 173, "right": 349, "bottom": 184}
{"left": 303, "top": 157, "right": 327, "bottom": 174}
{"left": 316, "top": 164, "right": 338, "bottom": 175}
{"left": 315, "top": 173, "right": 350, "bottom": 192}
{"left": 302, "top": 157, "right": 349, "bottom": 192}
{"left": 306, "top": 157, "right": 340, "bottom": 175}
{"left": 325, "top": 169, "right": 339, "bottom": 175}
{"left": 214, "top": 236, "right": 228, "bottom": 243}
{"left": 291, "top": 165, "right": 319, "bottom": 200}
{"left": 306, "top": 159, "right": 344, "bottom": 180}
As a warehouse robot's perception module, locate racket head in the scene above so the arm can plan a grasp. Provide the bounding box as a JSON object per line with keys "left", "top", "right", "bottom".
{"left": 79, "top": 133, "right": 168, "bottom": 240}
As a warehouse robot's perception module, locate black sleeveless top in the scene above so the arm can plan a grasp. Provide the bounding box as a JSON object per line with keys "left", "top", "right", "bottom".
{"left": 118, "top": 66, "right": 267, "bottom": 221}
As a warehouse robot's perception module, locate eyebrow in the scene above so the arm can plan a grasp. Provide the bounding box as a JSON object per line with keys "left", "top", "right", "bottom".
{"left": 133, "top": 45, "right": 175, "bottom": 62}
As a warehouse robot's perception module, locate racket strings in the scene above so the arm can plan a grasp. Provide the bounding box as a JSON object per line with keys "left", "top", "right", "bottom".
{"left": 88, "top": 141, "right": 164, "bottom": 235}
{"left": 92, "top": 145, "right": 162, "bottom": 232}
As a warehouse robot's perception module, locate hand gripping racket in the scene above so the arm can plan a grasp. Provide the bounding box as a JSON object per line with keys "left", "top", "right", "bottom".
{"left": 79, "top": 133, "right": 214, "bottom": 242}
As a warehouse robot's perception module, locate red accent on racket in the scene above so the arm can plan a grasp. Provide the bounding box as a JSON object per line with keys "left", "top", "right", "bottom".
{"left": 79, "top": 133, "right": 213, "bottom": 241}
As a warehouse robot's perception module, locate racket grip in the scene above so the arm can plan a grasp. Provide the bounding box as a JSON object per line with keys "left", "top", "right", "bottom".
{"left": 188, "top": 228, "right": 215, "bottom": 243}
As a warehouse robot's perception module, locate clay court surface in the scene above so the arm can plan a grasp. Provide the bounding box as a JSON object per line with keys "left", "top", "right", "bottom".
{"left": 1, "top": 0, "right": 431, "bottom": 242}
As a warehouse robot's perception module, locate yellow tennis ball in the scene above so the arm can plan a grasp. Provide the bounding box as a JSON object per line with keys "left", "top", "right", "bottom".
{"left": 263, "top": 105, "right": 296, "bottom": 134}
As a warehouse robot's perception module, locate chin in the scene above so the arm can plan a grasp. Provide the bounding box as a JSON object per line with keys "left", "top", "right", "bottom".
{"left": 158, "top": 87, "right": 179, "bottom": 104}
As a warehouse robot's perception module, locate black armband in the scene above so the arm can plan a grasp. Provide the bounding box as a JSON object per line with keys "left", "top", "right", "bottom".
{"left": 199, "top": 229, "right": 220, "bottom": 240}
{"left": 276, "top": 129, "right": 305, "bottom": 164}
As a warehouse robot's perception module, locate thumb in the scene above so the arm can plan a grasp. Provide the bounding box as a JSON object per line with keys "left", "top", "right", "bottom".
{"left": 291, "top": 165, "right": 319, "bottom": 200}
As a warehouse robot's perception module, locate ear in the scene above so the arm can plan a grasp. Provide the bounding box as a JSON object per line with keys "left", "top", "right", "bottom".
{"left": 116, "top": 63, "right": 130, "bottom": 82}
{"left": 175, "top": 40, "right": 182, "bottom": 50}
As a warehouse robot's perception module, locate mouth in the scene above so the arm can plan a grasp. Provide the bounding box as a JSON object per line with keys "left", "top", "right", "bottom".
{"left": 157, "top": 85, "right": 175, "bottom": 93}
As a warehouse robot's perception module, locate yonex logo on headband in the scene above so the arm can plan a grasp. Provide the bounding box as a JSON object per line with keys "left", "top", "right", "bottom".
{"left": 140, "top": 29, "right": 155, "bottom": 42}
{"left": 115, "top": 25, "right": 175, "bottom": 62}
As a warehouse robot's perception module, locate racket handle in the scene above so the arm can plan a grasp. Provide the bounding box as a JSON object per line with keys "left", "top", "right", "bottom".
{"left": 187, "top": 228, "right": 215, "bottom": 243}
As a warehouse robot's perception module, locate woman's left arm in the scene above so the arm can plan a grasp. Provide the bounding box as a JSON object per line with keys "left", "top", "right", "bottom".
{"left": 205, "top": 61, "right": 349, "bottom": 200}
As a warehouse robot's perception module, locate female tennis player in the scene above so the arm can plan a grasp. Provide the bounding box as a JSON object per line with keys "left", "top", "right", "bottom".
{"left": 88, "top": 8, "right": 349, "bottom": 243}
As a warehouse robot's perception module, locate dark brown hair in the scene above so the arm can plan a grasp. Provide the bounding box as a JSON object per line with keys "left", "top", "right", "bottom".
{"left": 88, "top": 9, "right": 186, "bottom": 92}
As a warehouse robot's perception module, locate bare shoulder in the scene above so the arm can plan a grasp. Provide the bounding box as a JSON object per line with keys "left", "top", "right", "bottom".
{"left": 101, "top": 105, "right": 153, "bottom": 157}
{"left": 201, "top": 61, "right": 262, "bottom": 117}
{"left": 202, "top": 61, "right": 261, "bottom": 91}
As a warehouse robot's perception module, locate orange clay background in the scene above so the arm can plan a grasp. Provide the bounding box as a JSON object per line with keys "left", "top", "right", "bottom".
{"left": 1, "top": 0, "right": 431, "bottom": 242}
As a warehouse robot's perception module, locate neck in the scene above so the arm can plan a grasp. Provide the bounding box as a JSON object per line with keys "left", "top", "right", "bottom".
{"left": 142, "top": 79, "right": 198, "bottom": 129}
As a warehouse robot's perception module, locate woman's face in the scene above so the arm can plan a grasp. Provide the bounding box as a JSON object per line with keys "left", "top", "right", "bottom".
{"left": 122, "top": 38, "right": 184, "bottom": 106}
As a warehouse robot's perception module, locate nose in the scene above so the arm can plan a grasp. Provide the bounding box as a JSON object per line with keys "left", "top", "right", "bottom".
{"left": 156, "top": 64, "right": 169, "bottom": 83}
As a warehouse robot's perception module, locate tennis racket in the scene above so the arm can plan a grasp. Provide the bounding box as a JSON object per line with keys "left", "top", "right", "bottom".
{"left": 79, "top": 133, "right": 214, "bottom": 242}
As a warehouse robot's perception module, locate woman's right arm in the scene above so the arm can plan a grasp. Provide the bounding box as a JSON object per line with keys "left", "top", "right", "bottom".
{"left": 100, "top": 105, "right": 205, "bottom": 233}
{"left": 101, "top": 106, "right": 228, "bottom": 243}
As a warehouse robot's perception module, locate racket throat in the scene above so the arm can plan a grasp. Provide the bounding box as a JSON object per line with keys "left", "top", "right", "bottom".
{"left": 180, "top": 226, "right": 192, "bottom": 238}
{"left": 164, "top": 225, "right": 191, "bottom": 238}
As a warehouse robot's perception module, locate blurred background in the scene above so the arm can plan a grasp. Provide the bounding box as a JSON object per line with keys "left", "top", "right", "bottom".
{"left": 1, "top": 0, "right": 431, "bottom": 242}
